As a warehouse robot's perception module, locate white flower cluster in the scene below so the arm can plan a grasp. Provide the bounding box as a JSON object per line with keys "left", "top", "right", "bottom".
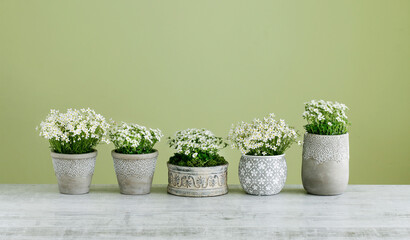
{"left": 38, "top": 108, "right": 110, "bottom": 144}
{"left": 228, "top": 113, "right": 299, "bottom": 156}
{"left": 168, "top": 128, "right": 226, "bottom": 158}
{"left": 303, "top": 100, "right": 349, "bottom": 126}
{"left": 109, "top": 122, "right": 163, "bottom": 153}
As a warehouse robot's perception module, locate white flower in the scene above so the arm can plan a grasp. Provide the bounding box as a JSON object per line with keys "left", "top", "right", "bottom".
{"left": 37, "top": 108, "right": 111, "bottom": 148}
{"left": 109, "top": 122, "right": 163, "bottom": 153}
{"left": 168, "top": 128, "right": 226, "bottom": 157}
{"left": 228, "top": 113, "right": 299, "bottom": 156}
{"left": 303, "top": 100, "right": 349, "bottom": 134}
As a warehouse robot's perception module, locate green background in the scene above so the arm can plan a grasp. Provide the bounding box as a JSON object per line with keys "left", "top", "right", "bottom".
{"left": 1, "top": 0, "right": 409, "bottom": 185}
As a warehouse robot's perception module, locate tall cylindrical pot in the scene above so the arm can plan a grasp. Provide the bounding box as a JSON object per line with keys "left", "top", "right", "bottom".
{"left": 51, "top": 150, "right": 97, "bottom": 195}
{"left": 302, "top": 133, "right": 349, "bottom": 195}
{"left": 167, "top": 163, "right": 228, "bottom": 197}
{"left": 239, "top": 154, "right": 287, "bottom": 196}
{"left": 112, "top": 150, "right": 158, "bottom": 195}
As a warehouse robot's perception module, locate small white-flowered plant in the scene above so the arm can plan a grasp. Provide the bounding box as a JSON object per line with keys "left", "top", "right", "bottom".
{"left": 228, "top": 113, "right": 299, "bottom": 156}
{"left": 109, "top": 122, "right": 163, "bottom": 154}
{"left": 168, "top": 128, "right": 227, "bottom": 159}
{"left": 37, "top": 108, "right": 110, "bottom": 154}
{"left": 303, "top": 100, "right": 350, "bottom": 135}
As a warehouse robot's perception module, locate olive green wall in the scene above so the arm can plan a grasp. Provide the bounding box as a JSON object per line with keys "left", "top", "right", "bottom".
{"left": 1, "top": 0, "right": 409, "bottom": 185}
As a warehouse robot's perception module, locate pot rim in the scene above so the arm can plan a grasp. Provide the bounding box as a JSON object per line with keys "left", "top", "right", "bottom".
{"left": 50, "top": 150, "right": 97, "bottom": 159}
{"left": 167, "top": 162, "right": 229, "bottom": 170}
{"left": 111, "top": 149, "right": 159, "bottom": 160}
{"left": 304, "top": 132, "right": 349, "bottom": 137}
{"left": 242, "top": 153, "right": 285, "bottom": 158}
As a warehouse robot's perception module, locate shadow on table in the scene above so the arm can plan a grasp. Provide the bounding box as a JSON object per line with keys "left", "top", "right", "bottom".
{"left": 227, "top": 186, "right": 306, "bottom": 195}
{"left": 89, "top": 185, "right": 168, "bottom": 195}
{"left": 280, "top": 187, "right": 306, "bottom": 194}
{"left": 89, "top": 185, "right": 120, "bottom": 194}
{"left": 88, "top": 185, "right": 307, "bottom": 195}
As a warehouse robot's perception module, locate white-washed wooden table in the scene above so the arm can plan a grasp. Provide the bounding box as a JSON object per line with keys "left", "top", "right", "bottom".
{"left": 0, "top": 185, "right": 409, "bottom": 239}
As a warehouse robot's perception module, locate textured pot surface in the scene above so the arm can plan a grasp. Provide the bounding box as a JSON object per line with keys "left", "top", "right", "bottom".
{"left": 167, "top": 163, "right": 228, "bottom": 197}
{"left": 51, "top": 150, "right": 97, "bottom": 195}
{"left": 239, "top": 154, "right": 287, "bottom": 196}
{"left": 302, "top": 133, "right": 349, "bottom": 196}
{"left": 112, "top": 150, "right": 158, "bottom": 195}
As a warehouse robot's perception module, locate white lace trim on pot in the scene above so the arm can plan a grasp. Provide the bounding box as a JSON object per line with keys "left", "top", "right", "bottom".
{"left": 302, "top": 134, "right": 349, "bottom": 164}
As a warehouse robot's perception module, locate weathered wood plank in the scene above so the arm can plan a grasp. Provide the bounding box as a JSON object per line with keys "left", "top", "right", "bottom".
{"left": 0, "top": 185, "right": 409, "bottom": 239}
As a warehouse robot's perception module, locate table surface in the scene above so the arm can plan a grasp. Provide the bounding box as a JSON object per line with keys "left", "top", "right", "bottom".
{"left": 0, "top": 184, "right": 409, "bottom": 240}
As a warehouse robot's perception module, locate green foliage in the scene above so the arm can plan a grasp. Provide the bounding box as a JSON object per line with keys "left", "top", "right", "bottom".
{"left": 113, "top": 141, "right": 157, "bottom": 155}
{"left": 109, "top": 122, "right": 163, "bottom": 155}
{"left": 304, "top": 123, "right": 349, "bottom": 136}
{"left": 228, "top": 113, "right": 300, "bottom": 156}
{"left": 169, "top": 152, "right": 228, "bottom": 167}
{"left": 168, "top": 128, "right": 228, "bottom": 167}
{"left": 49, "top": 136, "right": 98, "bottom": 154}
{"left": 38, "top": 108, "right": 110, "bottom": 154}
{"left": 303, "top": 100, "right": 350, "bottom": 135}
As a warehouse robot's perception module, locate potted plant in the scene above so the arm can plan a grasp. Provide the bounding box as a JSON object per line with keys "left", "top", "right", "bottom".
{"left": 109, "top": 122, "right": 163, "bottom": 195}
{"left": 302, "top": 100, "right": 350, "bottom": 195}
{"left": 228, "top": 113, "right": 300, "bottom": 196}
{"left": 167, "top": 128, "right": 229, "bottom": 197}
{"left": 37, "top": 108, "right": 110, "bottom": 194}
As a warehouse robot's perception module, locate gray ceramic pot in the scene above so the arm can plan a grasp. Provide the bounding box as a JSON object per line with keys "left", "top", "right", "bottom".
{"left": 51, "top": 150, "right": 97, "bottom": 195}
{"left": 167, "top": 163, "right": 228, "bottom": 197}
{"left": 112, "top": 150, "right": 158, "bottom": 195}
{"left": 239, "top": 154, "right": 287, "bottom": 196}
{"left": 302, "top": 133, "right": 349, "bottom": 196}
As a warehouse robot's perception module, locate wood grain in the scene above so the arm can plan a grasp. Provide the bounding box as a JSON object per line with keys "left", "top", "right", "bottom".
{"left": 0, "top": 185, "right": 409, "bottom": 239}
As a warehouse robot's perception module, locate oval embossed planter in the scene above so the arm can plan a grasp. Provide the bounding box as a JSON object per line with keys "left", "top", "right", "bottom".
{"left": 112, "top": 150, "right": 158, "bottom": 195}
{"left": 302, "top": 133, "right": 349, "bottom": 196}
{"left": 51, "top": 150, "right": 97, "bottom": 195}
{"left": 167, "top": 163, "right": 228, "bottom": 197}
{"left": 239, "top": 154, "right": 287, "bottom": 196}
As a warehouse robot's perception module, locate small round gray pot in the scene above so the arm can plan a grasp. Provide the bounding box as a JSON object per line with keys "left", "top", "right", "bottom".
{"left": 302, "top": 133, "right": 349, "bottom": 196}
{"left": 167, "top": 163, "right": 228, "bottom": 197}
{"left": 112, "top": 150, "right": 158, "bottom": 195}
{"left": 51, "top": 150, "right": 97, "bottom": 195}
{"left": 239, "top": 154, "right": 287, "bottom": 196}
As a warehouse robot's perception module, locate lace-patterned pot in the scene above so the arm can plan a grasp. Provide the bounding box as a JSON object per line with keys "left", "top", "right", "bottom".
{"left": 112, "top": 150, "right": 158, "bottom": 195}
{"left": 239, "top": 154, "right": 287, "bottom": 196}
{"left": 167, "top": 163, "right": 228, "bottom": 197}
{"left": 302, "top": 133, "right": 349, "bottom": 196}
{"left": 51, "top": 150, "right": 97, "bottom": 195}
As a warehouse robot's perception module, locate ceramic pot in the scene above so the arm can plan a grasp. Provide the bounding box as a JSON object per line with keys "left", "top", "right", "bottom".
{"left": 51, "top": 150, "right": 97, "bottom": 195}
{"left": 112, "top": 150, "right": 158, "bottom": 195}
{"left": 167, "top": 163, "right": 228, "bottom": 197}
{"left": 302, "top": 133, "right": 349, "bottom": 195}
{"left": 238, "top": 154, "right": 287, "bottom": 196}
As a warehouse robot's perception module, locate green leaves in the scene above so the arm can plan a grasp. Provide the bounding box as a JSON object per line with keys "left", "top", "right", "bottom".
{"left": 109, "top": 122, "right": 163, "bottom": 155}
{"left": 49, "top": 135, "right": 98, "bottom": 154}
{"left": 303, "top": 100, "right": 350, "bottom": 135}
{"left": 304, "top": 122, "right": 349, "bottom": 135}
{"left": 168, "top": 128, "right": 227, "bottom": 159}
{"left": 228, "top": 113, "right": 299, "bottom": 156}
{"left": 114, "top": 143, "right": 156, "bottom": 154}
{"left": 169, "top": 152, "right": 228, "bottom": 167}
